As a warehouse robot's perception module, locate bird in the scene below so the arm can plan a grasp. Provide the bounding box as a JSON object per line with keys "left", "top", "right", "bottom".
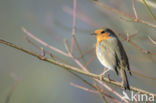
{"left": 93, "top": 28, "right": 132, "bottom": 90}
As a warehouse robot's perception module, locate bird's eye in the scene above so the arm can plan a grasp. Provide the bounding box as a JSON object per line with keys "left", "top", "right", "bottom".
{"left": 101, "top": 30, "right": 105, "bottom": 34}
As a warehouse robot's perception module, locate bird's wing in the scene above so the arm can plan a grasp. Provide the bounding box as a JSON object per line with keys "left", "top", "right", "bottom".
{"left": 115, "top": 40, "right": 132, "bottom": 75}
{"left": 99, "top": 40, "right": 119, "bottom": 74}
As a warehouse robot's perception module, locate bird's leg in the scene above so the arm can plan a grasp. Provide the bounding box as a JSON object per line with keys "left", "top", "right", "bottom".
{"left": 107, "top": 74, "right": 112, "bottom": 81}
{"left": 99, "top": 68, "right": 110, "bottom": 80}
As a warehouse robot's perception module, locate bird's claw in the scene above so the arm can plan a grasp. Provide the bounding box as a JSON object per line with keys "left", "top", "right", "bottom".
{"left": 98, "top": 71, "right": 106, "bottom": 80}
{"left": 98, "top": 69, "right": 111, "bottom": 81}
{"left": 107, "top": 74, "right": 112, "bottom": 81}
{"left": 99, "top": 74, "right": 104, "bottom": 81}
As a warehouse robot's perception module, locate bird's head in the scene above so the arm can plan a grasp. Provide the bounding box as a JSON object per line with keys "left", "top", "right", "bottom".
{"left": 92, "top": 28, "right": 116, "bottom": 43}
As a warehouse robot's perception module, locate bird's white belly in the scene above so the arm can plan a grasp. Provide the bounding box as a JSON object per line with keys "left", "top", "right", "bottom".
{"left": 96, "top": 52, "right": 112, "bottom": 70}
{"left": 96, "top": 44, "right": 114, "bottom": 70}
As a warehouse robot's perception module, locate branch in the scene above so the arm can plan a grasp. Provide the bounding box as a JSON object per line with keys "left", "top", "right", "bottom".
{"left": 70, "top": 0, "right": 87, "bottom": 66}
{"left": 132, "top": 0, "right": 139, "bottom": 21}
{"left": 137, "top": 0, "right": 156, "bottom": 9}
{"left": 70, "top": 0, "right": 77, "bottom": 53}
{"left": 118, "top": 32, "right": 156, "bottom": 55}
{"left": 0, "top": 39, "right": 155, "bottom": 98}
{"left": 25, "top": 37, "right": 68, "bottom": 63}
{"left": 22, "top": 27, "right": 70, "bottom": 57}
{"left": 93, "top": 0, "right": 156, "bottom": 28}
{"left": 69, "top": 70, "right": 110, "bottom": 102}
{"left": 148, "top": 35, "right": 156, "bottom": 45}
{"left": 141, "top": 0, "right": 156, "bottom": 22}
{"left": 70, "top": 83, "right": 121, "bottom": 103}
{"left": 70, "top": 83, "right": 97, "bottom": 93}
{"left": 72, "top": 35, "right": 88, "bottom": 67}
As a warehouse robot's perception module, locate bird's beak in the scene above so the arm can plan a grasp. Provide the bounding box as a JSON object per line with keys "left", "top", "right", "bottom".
{"left": 91, "top": 32, "right": 96, "bottom": 36}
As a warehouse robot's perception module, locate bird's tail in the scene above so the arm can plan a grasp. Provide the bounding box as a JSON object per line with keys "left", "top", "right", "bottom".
{"left": 120, "top": 69, "right": 130, "bottom": 90}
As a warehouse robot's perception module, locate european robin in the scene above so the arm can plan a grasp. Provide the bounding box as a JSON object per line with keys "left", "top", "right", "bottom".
{"left": 93, "top": 28, "right": 132, "bottom": 90}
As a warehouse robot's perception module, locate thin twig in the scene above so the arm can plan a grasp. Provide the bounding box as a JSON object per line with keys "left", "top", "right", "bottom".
{"left": 26, "top": 37, "right": 55, "bottom": 58}
{"left": 63, "top": 6, "right": 99, "bottom": 27}
{"left": 71, "top": 0, "right": 77, "bottom": 53}
{"left": 132, "top": 0, "right": 139, "bottom": 21}
{"left": 93, "top": 0, "right": 156, "bottom": 28}
{"left": 64, "top": 39, "right": 88, "bottom": 71}
{"left": 85, "top": 54, "right": 96, "bottom": 68}
{"left": 72, "top": 0, "right": 77, "bottom": 36}
{"left": 70, "top": 83, "right": 97, "bottom": 93}
{"left": 71, "top": 83, "right": 121, "bottom": 103}
{"left": 40, "top": 47, "right": 45, "bottom": 57}
{"left": 73, "top": 36, "right": 88, "bottom": 67}
{"left": 131, "top": 70, "right": 156, "bottom": 80}
{"left": 71, "top": 83, "right": 110, "bottom": 103}
{"left": 118, "top": 32, "right": 156, "bottom": 55}
{"left": 69, "top": 70, "right": 113, "bottom": 103}
{"left": 22, "top": 27, "right": 70, "bottom": 57}
{"left": 98, "top": 87, "right": 122, "bottom": 103}
{"left": 142, "top": 0, "right": 156, "bottom": 22}
{"left": 25, "top": 37, "right": 67, "bottom": 63}
{"left": 0, "top": 39, "right": 156, "bottom": 98}
{"left": 137, "top": 0, "right": 156, "bottom": 9}
{"left": 77, "top": 46, "right": 95, "bottom": 60}
{"left": 69, "top": 0, "right": 88, "bottom": 66}
{"left": 94, "top": 85, "right": 109, "bottom": 103}
{"left": 148, "top": 35, "right": 156, "bottom": 45}
{"left": 95, "top": 79, "right": 129, "bottom": 103}
{"left": 126, "top": 31, "right": 138, "bottom": 41}
{"left": 5, "top": 72, "right": 19, "bottom": 103}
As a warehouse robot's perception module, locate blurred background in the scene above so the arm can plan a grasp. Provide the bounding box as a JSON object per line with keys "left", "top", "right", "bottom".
{"left": 0, "top": 0, "right": 156, "bottom": 103}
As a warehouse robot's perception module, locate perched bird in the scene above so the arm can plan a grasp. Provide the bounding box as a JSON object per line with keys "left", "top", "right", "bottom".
{"left": 93, "top": 28, "right": 132, "bottom": 90}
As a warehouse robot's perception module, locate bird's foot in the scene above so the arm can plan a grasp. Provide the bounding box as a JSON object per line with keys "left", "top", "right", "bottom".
{"left": 98, "top": 69, "right": 110, "bottom": 81}
{"left": 107, "top": 74, "right": 113, "bottom": 81}
{"left": 99, "top": 73, "right": 104, "bottom": 81}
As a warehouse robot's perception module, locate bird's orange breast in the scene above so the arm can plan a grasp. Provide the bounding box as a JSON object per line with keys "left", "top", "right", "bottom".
{"left": 96, "top": 32, "right": 111, "bottom": 43}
